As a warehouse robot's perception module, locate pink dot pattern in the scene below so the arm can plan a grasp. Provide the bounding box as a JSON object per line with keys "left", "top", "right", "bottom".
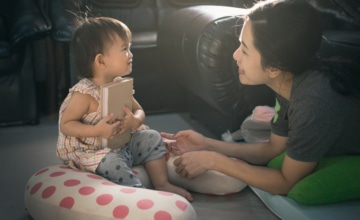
{"left": 24, "top": 165, "right": 195, "bottom": 220}
{"left": 79, "top": 186, "right": 95, "bottom": 195}
{"left": 64, "top": 179, "right": 81, "bottom": 186}
{"left": 113, "top": 205, "right": 129, "bottom": 218}
{"left": 96, "top": 194, "right": 113, "bottom": 205}
{"left": 137, "top": 199, "right": 154, "bottom": 210}
{"left": 41, "top": 186, "right": 56, "bottom": 199}
{"left": 60, "top": 197, "right": 75, "bottom": 209}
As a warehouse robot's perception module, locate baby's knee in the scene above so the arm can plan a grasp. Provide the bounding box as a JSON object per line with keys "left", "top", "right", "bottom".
{"left": 135, "top": 129, "right": 162, "bottom": 141}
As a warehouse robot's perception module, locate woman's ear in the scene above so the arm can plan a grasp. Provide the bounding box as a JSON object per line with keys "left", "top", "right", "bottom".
{"left": 267, "top": 67, "right": 281, "bottom": 79}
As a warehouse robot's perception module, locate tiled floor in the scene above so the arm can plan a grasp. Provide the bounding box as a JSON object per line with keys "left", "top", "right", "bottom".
{"left": 0, "top": 113, "right": 278, "bottom": 220}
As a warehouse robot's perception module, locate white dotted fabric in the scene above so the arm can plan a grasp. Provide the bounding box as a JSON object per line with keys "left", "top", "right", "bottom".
{"left": 24, "top": 165, "right": 196, "bottom": 220}
{"left": 24, "top": 153, "right": 247, "bottom": 219}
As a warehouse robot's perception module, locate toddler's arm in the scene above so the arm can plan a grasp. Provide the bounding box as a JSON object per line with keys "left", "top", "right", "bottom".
{"left": 60, "top": 92, "right": 120, "bottom": 139}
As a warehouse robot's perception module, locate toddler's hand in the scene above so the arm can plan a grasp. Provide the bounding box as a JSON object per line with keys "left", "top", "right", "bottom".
{"left": 135, "top": 124, "right": 150, "bottom": 131}
{"left": 96, "top": 113, "right": 121, "bottom": 139}
{"left": 117, "top": 106, "right": 135, "bottom": 134}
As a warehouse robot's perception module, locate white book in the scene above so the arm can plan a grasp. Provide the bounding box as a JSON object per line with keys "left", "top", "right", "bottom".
{"left": 100, "top": 77, "right": 133, "bottom": 150}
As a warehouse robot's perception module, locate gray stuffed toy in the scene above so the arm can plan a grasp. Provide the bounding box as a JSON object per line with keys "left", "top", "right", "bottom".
{"left": 222, "top": 106, "right": 275, "bottom": 143}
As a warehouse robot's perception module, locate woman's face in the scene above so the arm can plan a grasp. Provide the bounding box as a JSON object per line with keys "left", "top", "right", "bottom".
{"left": 233, "top": 19, "right": 272, "bottom": 85}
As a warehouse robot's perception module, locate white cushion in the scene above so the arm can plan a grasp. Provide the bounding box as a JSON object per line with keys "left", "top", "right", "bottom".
{"left": 131, "top": 153, "right": 247, "bottom": 195}
{"left": 166, "top": 154, "right": 247, "bottom": 195}
{"left": 25, "top": 154, "right": 246, "bottom": 219}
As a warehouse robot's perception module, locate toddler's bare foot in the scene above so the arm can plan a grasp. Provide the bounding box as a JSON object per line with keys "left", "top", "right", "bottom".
{"left": 155, "top": 183, "right": 193, "bottom": 202}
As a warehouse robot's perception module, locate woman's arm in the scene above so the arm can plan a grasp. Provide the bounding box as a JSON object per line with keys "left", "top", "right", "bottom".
{"left": 162, "top": 130, "right": 287, "bottom": 165}
{"left": 205, "top": 133, "right": 288, "bottom": 165}
{"left": 164, "top": 130, "right": 318, "bottom": 194}
{"left": 214, "top": 152, "right": 317, "bottom": 194}
{"left": 175, "top": 149, "right": 317, "bottom": 195}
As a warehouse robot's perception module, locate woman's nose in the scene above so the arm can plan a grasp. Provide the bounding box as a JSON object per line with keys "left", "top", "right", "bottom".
{"left": 233, "top": 47, "right": 241, "bottom": 64}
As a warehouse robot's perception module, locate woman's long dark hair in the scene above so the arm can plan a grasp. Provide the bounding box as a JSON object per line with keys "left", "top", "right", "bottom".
{"left": 317, "top": 58, "right": 360, "bottom": 98}
{"left": 246, "top": 0, "right": 359, "bottom": 98}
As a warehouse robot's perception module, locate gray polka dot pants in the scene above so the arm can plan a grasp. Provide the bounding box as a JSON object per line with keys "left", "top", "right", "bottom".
{"left": 96, "top": 129, "right": 167, "bottom": 187}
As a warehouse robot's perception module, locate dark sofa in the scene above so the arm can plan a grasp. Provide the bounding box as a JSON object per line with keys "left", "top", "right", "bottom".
{"left": 46, "top": 0, "right": 255, "bottom": 115}
{"left": 0, "top": 0, "right": 51, "bottom": 126}
{"left": 157, "top": 6, "right": 276, "bottom": 136}
{"left": 158, "top": 0, "right": 360, "bottom": 136}
{"left": 46, "top": 0, "right": 360, "bottom": 137}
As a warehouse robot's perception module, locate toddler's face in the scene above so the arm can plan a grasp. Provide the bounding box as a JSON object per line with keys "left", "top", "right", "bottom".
{"left": 103, "top": 35, "right": 133, "bottom": 78}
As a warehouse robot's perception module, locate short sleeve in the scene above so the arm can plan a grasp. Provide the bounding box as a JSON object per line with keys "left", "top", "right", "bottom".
{"left": 71, "top": 78, "right": 101, "bottom": 102}
{"left": 286, "top": 95, "right": 342, "bottom": 162}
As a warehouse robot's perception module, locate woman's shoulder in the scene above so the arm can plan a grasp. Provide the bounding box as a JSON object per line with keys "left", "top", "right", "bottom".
{"left": 293, "top": 59, "right": 360, "bottom": 99}
{"left": 292, "top": 69, "right": 330, "bottom": 98}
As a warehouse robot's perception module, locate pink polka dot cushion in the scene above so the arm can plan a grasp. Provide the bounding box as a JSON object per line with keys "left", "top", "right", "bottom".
{"left": 24, "top": 165, "right": 196, "bottom": 220}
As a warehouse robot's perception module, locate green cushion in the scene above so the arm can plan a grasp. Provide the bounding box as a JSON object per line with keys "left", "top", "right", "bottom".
{"left": 268, "top": 153, "right": 360, "bottom": 205}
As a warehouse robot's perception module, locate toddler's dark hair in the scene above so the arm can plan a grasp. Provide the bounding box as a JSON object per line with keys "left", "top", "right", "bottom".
{"left": 71, "top": 16, "right": 132, "bottom": 79}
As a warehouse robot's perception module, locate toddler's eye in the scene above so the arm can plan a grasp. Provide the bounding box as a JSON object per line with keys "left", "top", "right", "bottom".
{"left": 123, "top": 44, "right": 131, "bottom": 51}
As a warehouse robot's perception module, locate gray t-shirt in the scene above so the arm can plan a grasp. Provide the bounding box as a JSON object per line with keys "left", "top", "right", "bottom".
{"left": 271, "top": 70, "right": 360, "bottom": 162}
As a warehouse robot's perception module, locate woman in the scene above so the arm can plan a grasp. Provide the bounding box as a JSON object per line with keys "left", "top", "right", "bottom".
{"left": 161, "top": 0, "right": 360, "bottom": 195}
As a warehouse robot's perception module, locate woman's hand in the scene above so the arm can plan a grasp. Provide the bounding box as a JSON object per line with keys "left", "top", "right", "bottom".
{"left": 161, "top": 130, "right": 207, "bottom": 155}
{"left": 173, "top": 151, "right": 219, "bottom": 179}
